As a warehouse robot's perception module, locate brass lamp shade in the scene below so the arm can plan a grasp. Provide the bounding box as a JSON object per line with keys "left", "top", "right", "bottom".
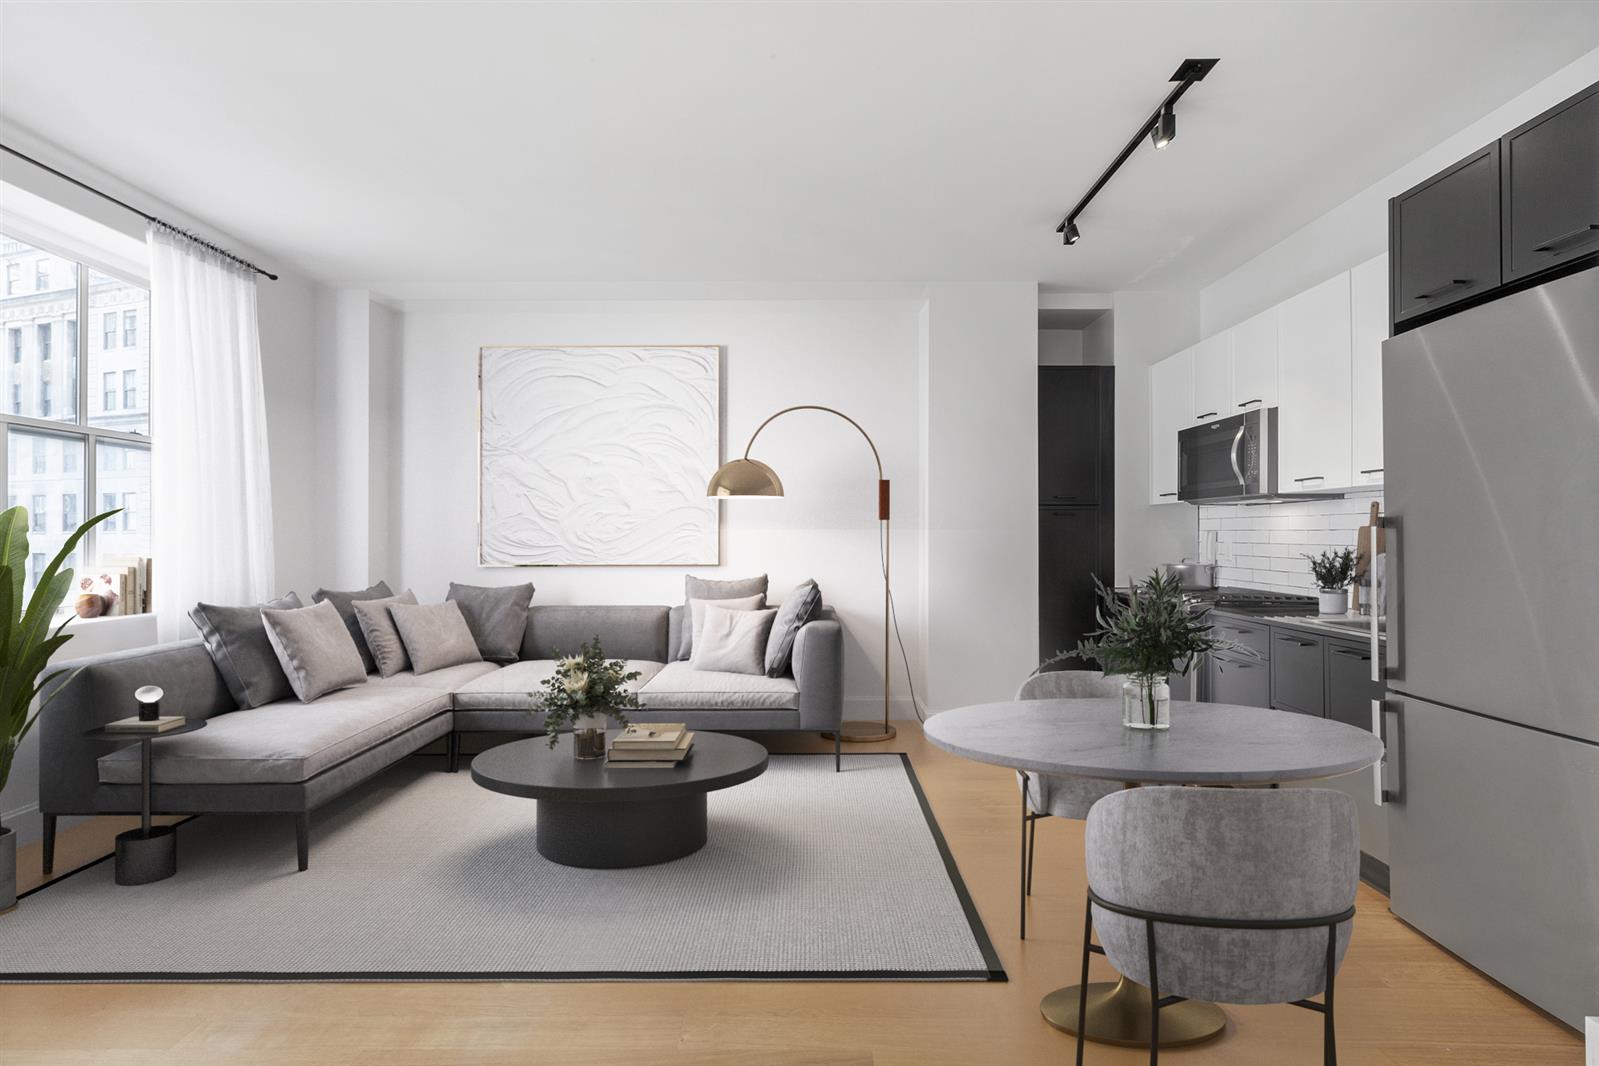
{"left": 706, "top": 458, "right": 784, "bottom": 498}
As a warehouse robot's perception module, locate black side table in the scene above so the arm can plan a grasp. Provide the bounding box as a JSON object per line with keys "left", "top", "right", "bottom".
{"left": 84, "top": 719, "right": 206, "bottom": 885}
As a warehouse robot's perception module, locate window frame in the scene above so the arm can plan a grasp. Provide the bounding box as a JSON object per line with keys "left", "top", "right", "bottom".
{"left": 0, "top": 232, "right": 152, "bottom": 577}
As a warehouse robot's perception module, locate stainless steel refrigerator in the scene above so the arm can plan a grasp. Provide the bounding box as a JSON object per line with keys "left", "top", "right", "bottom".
{"left": 1378, "top": 265, "right": 1599, "bottom": 1029}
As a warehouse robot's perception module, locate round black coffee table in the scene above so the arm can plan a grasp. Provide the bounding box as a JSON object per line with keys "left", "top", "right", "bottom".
{"left": 470, "top": 732, "right": 769, "bottom": 868}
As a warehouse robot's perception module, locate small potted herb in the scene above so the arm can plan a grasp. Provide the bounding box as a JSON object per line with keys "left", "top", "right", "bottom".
{"left": 1304, "top": 548, "right": 1357, "bottom": 615}
{"left": 532, "top": 638, "right": 641, "bottom": 759}
{"left": 1048, "top": 569, "right": 1240, "bottom": 730}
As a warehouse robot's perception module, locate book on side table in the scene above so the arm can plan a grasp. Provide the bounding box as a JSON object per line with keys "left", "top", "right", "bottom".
{"left": 103, "top": 716, "right": 186, "bottom": 733}
{"left": 608, "top": 723, "right": 694, "bottom": 768}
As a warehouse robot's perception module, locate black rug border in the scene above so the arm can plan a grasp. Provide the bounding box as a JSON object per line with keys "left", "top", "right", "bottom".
{"left": 5, "top": 751, "right": 1008, "bottom": 984}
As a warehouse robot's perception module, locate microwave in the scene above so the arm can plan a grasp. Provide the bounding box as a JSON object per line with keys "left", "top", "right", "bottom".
{"left": 1178, "top": 408, "right": 1278, "bottom": 502}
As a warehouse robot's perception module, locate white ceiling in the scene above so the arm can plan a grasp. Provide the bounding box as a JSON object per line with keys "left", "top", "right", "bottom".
{"left": 2, "top": 2, "right": 1596, "bottom": 297}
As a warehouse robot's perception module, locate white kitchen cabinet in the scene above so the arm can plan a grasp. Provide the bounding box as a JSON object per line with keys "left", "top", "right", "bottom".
{"left": 1230, "top": 307, "right": 1278, "bottom": 412}
{"left": 1149, "top": 347, "right": 1193, "bottom": 503}
{"left": 1278, "top": 272, "right": 1353, "bottom": 490}
{"left": 1350, "top": 254, "right": 1388, "bottom": 487}
{"left": 1191, "top": 332, "right": 1232, "bottom": 422}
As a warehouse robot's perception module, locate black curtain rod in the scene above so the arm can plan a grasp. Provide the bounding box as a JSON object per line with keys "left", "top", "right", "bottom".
{"left": 0, "top": 142, "right": 279, "bottom": 281}
{"left": 1057, "top": 58, "right": 1220, "bottom": 235}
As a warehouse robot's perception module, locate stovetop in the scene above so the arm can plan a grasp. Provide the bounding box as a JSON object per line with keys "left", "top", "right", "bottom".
{"left": 1184, "top": 586, "right": 1319, "bottom": 615}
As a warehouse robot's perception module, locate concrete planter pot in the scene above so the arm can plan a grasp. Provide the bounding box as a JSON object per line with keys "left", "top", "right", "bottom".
{"left": 1318, "top": 589, "right": 1348, "bottom": 615}
{"left": 1, "top": 825, "right": 16, "bottom": 914}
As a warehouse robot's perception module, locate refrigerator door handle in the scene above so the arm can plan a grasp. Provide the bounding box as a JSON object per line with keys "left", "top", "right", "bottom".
{"left": 1373, "top": 698, "right": 1402, "bottom": 806}
{"left": 1380, "top": 514, "right": 1402, "bottom": 683}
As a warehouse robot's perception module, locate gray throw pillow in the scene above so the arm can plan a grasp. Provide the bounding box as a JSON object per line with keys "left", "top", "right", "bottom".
{"left": 446, "top": 582, "right": 534, "bottom": 663}
{"left": 262, "top": 599, "right": 369, "bottom": 702}
{"left": 765, "top": 579, "right": 822, "bottom": 677}
{"left": 691, "top": 604, "right": 779, "bottom": 675}
{"left": 312, "top": 581, "right": 393, "bottom": 674}
{"left": 390, "top": 601, "right": 484, "bottom": 675}
{"left": 352, "top": 589, "right": 419, "bottom": 678}
{"left": 679, "top": 574, "right": 768, "bottom": 660}
{"left": 190, "top": 592, "right": 304, "bottom": 708}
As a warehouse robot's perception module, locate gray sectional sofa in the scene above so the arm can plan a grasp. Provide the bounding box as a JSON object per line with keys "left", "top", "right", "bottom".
{"left": 37, "top": 603, "right": 843, "bottom": 874}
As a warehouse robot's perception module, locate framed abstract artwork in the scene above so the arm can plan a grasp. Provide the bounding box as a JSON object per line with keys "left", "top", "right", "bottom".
{"left": 478, "top": 345, "right": 721, "bottom": 566}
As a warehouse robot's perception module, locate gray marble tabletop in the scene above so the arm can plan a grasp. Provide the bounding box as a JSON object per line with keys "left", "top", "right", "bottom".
{"left": 923, "top": 699, "right": 1384, "bottom": 784}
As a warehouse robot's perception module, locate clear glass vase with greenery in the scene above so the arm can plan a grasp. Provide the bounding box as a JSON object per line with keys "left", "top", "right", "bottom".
{"left": 1046, "top": 569, "right": 1240, "bottom": 729}
{"left": 530, "top": 637, "right": 642, "bottom": 759}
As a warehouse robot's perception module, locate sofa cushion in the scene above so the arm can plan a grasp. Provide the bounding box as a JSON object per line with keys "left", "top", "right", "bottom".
{"left": 679, "top": 575, "right": 767, "bottom": 659}
{"left": 447, "top": 582, "right": 534, "bottom": 663}
{"left": 262, "top": 598, "right": 369, "bottom": 702}
{"left": 765, "top": 579, "right": 822, "bottom": 677}
{"left": 638, "top": 661, "right": 800, "bottom": 711}
{"left": 521, "top": 605, "right": 670, "bottom": 662}
{"left": 311, "top": 581, "right": 393, "bottom": 673}
{"left": 691, "top": 604, "right": 777, "bottom": 675}
{"left": 353, "top": 589, "right": 419, "bottom": 677}
{"left": 97, "top": 685, "right": 449, "bottom": 786}
{"left": 189, "top": 592, "right": 304, "bottom": 709}
{"left": 452, "top": 659, "right": 664, "bottom": 711}
{"left": 368, "top": 661, "right": 502, "bottom": 691}
{"left": 390, "top": 601, "right": 482, "bottom": 675}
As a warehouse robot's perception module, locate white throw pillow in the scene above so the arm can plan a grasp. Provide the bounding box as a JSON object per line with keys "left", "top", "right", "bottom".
{"left": 691, "top": 604, "right": 779, "bottom": 675}
{"left": 687, "top": 594, "right": 765, "bottom": 658}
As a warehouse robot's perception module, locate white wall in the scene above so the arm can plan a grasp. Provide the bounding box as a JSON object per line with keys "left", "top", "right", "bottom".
{"left": 394, "top": 298, "right": 926, "bottom": 719}
{"left": 1083, "top": 311, "right": 1113, "bottom": 367}
{"left": 1038, "top": 329, "right": 1084, "bottom": 366}
{"left": 1110, "top": 290, "right": 1200, "bottom": 582}
{"left": 1202, "top": 47, "right": 1599, "bottom": 334}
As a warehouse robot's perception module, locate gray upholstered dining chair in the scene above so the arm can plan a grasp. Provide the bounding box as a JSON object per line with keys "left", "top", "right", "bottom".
{"left": 1076, "top": 786, "right": 1359, "bottom": 1066}
{"left": 1014, "top": 669, "right": 1126, "bottom": 939}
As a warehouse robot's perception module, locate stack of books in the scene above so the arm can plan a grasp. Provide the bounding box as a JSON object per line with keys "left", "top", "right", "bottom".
{"left": 103, "top": 715, "right": 185, "bottom": 734}
{"left": 607, "top": 723, "right": 693, "bottom": 769}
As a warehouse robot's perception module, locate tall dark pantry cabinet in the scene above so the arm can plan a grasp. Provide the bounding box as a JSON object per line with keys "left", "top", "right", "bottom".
{"left": 1038, "top": 366, "right": 1115, "bottom": 669}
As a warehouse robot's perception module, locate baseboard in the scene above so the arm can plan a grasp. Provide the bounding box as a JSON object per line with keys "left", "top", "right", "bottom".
{"left": 1360, "top": 852, "right": 1390, "bottom": 895}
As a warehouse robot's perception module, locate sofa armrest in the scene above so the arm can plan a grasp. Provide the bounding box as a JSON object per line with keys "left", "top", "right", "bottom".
{"left": 792, "top": 612, "right": 843, "bottom": 732}
{"left": 38, "top": 638, "right": 233, "bottom": 815}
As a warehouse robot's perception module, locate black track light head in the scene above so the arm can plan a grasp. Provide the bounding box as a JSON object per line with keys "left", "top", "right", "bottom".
{"left": 1151, "top": 105, "right": 1176, "bottom": 149}
{"left": 1062, "top": 221, "right": 1081, "bottom": 245}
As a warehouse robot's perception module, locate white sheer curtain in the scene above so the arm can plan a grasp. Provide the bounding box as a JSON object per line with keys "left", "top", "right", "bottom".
{"left": 148, "top": 225, "right": 275, "bottom": 642}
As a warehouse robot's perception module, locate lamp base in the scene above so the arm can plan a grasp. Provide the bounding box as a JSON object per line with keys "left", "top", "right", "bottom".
{"left": 822, "top": 721, "right": 898, "bottom": 744}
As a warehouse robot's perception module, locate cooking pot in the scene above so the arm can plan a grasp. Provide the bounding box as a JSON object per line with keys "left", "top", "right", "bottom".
{"left": 1161, "top": 560, "right": 1217, "bottom": 590}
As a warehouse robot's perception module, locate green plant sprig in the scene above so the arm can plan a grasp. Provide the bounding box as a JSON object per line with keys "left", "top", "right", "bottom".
{"left": 1041, "top": 568, "right": 1245, "bottom": 683}
{"left": 530, "top": 636, "right": 641, "bottom": 748}
{"left": 1304, "top": 548, "right": 1357, "bottom": 590}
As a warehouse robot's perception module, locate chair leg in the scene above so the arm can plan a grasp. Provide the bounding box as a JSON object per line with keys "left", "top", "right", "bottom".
{"left": 1146, "top": 917, "right": 1160, "bottom": 1066}
{"left": 1026, "top": 814, "right": 1038, "bottom": 895}
{"left": 447, "top": 731, "right": 460, "bottom": 773}
{"left": 295, "top": 812, "right": 310, "bottom": 872}
{"left": 834, "top": 730, "right": 841, "bottom": 773}
{"left": 41, "top": 814, "right": 57, "bottom": 876}
{"left": 1019, "top": 793, "right": 1029, "bottom": 940}
{"left": 1076, "top": 897, "right": 1093, "bottom": 1066}
{"left": 1324, "top": 924, "right": 1339, "bottom": 1066}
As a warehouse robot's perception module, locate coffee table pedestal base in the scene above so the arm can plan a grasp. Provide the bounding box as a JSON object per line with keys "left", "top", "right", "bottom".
{"left": 1041, "top": 976, "right": 1227, "bottom": 1047}
{"left": 115, "top": 825, "right": 177, "bottom": 885}
{"left": 536, "top": 793, "right": 708, "bottom": 868}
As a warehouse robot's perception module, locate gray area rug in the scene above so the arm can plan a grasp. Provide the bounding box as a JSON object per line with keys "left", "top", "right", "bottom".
{"left": 1, "top": 753, "right": 1003, "bottom": 982}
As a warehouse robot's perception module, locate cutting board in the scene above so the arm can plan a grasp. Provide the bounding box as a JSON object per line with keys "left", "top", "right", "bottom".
{"left": 1356, "top": 501, "right": 1386, "bottom": 578}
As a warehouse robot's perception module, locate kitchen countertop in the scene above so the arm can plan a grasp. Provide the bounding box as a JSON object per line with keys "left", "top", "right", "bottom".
{"left": 1209, "top": 605, "right": 1386, "bottom": 644}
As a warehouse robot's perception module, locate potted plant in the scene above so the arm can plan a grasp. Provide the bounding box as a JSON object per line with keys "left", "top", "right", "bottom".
{"left": 2, "top": 504, "right": 117, "bottom": 914}
{"left": 531, "top": 637, "right": 641, "bottom": 759}
{"left": 1051, "top": 569, "right": 1239, "bottom": 730}
{"left": 1304, "top": 548, "right": 1357, "bottom": 615}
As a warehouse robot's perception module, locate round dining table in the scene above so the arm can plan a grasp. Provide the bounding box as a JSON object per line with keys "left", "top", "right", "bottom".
{"left": 923, "top": 697, "right": 1384, "bottom": 1049}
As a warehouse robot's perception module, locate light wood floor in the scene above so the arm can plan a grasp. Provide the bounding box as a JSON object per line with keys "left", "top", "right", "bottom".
{"left": 2, "top": 723, "right": 1582, "bottom": 1066}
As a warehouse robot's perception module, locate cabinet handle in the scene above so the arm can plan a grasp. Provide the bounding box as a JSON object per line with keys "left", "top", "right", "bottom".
{"left": 1237, "top": 399, "right": 1262, "bottom": 407}
{"left": 1292, "top": 475, "right": 1324, "bottom": 483}
{"left": 1533, "top": 223, "right": 1599, "bottom": 253}
{"left": 1359, "top": 467, "right": 1383, "bottom": 475}
{"left": 1158, "top": 492, "right": 1177, "bottom": 498}
{"left": 1051, "top": 494, "right": 1080, "bottom": 500}
{"left": 1413, "top": 278, "right": 1472, "bottom": 301}
{"left": 1276, "top": 636, "right": 1316, "bottom": 647}
{"left": 1197, "top": 411, "right": 1219, "bottom": 420}
{"left": 1330, "top": 647, "right": 1371, "bottom": 662}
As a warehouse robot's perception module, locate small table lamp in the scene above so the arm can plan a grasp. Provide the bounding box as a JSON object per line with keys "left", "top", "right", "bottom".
{"left": 707, "top": 405, "right": 896, "bottom": 743}
{"left": 135, "top": 684, "right": 164, "bottom": 723}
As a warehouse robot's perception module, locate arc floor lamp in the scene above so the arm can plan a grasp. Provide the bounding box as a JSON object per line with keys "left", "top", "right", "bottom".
{"left": 706, "top": 405, "right": 896, "bottom": 743}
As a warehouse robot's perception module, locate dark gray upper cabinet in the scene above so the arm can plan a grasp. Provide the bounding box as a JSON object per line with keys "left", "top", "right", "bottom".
{"left": 1038, "top": 366, "right": 1112, "bottom": 505}
{"left": 1390, "top": 143, "right": 1501, "bottom": 327}
{"left": 1502, "top": 83, "right": 1599, "bottom": 283}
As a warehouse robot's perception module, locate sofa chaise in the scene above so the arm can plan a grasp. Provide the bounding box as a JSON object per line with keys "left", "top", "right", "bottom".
{"left": 37, "top": 603, "right": 843, "bottom": 874}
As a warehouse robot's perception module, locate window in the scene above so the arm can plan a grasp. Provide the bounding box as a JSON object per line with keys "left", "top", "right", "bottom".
{"left": 2, "top": 234, "right": 150, "bottom": 605}
{"left": 101, "top": 491, "right": 118, "bottom": 529}
{"left": 31, "top": 552, "right": 44, "bottom": 583}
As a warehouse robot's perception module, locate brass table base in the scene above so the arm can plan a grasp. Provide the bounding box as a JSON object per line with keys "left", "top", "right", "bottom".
{"left": 1041, "top": 977, "right": 1227, "bottom": 1047}
{"left": 822, "top": 721, "right": 898, "bottom": 744}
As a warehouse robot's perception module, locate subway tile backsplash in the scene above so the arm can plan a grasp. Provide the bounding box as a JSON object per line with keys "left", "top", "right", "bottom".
{"left": 1198, "top": 490, "right": 1382, "bottom": 595}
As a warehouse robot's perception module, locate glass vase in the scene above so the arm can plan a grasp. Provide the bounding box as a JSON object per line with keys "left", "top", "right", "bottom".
{"left": 571, "top": 715, "right": 608, "bottom": 760}
{"left": 1122, "top": 677, "right": 1171, "bottom": 731}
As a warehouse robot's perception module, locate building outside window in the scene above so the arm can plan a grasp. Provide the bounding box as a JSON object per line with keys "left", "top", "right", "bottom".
{"left": 1, "top": 232, "right": 152, "bottom": 605}
{"left": 30, "top": 552, "right": 44, "bottom": 584}
{"left": 101, "top": 491, "right": 118, "bottom": 530}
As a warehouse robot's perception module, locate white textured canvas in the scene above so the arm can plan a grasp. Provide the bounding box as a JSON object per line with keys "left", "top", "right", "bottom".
{"left": 479, "top": 345, "right": 719, "bottom": 565}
